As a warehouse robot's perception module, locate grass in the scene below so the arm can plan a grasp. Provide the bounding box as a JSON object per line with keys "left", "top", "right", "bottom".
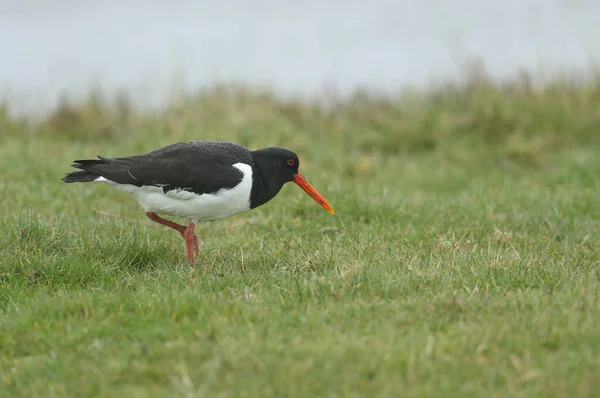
{"left": 1, "top": 68, "right": 600, "bottom": 397}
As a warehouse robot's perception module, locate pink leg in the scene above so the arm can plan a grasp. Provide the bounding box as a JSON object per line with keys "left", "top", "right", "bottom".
{"left": 183, "top": 221, "right": 198, "bottom": 266}
{"left": 145, "top": 212, "right": 199, "bottom": 265}
{"left": 146, "top": 212, "right": 186, "bottom": 234}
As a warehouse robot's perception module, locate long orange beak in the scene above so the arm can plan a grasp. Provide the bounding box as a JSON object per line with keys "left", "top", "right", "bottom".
{"left": 293, "top": 174, "right": 335, "bottom": 215}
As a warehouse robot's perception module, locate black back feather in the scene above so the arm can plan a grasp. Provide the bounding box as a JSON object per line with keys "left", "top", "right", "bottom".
{"left": 62, "top": 141, "right": 254, "bottom": 196}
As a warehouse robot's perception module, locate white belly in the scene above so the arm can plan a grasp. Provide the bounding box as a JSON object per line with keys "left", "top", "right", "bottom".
{"left": 95, "top": 163, "right": 253, "bottom": 222}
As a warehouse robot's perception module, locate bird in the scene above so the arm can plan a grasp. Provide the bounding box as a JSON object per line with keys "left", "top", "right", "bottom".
{"left": 62, "top": 140, "right": 335, "bottom": 266}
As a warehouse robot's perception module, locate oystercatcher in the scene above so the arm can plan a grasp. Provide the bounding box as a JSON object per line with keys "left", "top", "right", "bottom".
{"left": 62, "top": 140, "right": 335, "bottom": 265}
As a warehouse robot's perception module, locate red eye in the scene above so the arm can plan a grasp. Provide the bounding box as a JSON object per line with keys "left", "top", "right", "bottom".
{"left": 287, "top": 159, "right": 295, "bottom": 166}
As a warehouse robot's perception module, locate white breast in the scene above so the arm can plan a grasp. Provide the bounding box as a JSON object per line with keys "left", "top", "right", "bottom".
{"left": 95, "top": 163, "right": 253, "bottom": 222}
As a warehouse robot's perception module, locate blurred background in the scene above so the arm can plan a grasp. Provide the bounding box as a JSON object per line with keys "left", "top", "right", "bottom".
{"left": 2, "top": 3, "right": 600, "bottom": 396}
{"left": 1, "top": 0, "right": 599, "bottom": 116}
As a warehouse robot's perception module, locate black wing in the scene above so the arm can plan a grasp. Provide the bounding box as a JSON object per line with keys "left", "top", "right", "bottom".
{"left": 64, "top": 141, "right": 254, "bottom": 195}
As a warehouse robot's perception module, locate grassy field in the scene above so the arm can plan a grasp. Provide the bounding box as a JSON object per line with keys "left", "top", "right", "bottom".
{"left": 1, "top": 70, "right": 600, "bottom": 397}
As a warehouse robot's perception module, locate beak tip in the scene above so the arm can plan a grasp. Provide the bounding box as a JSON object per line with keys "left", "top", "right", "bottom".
{"left": 294, "top": 173, "right": 335, "bottom": 216}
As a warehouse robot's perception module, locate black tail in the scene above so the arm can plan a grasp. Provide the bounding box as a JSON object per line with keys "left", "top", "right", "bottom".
{"left": 61, "top": 156, "right": 108, "bottom": 183}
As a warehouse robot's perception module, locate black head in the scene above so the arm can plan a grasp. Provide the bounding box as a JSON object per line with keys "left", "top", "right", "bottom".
{"left": 252, "top": 147, "right": 300, "bottom": 186}
{"left": 250, "top": 147, "right": 334, "bottom": 214}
